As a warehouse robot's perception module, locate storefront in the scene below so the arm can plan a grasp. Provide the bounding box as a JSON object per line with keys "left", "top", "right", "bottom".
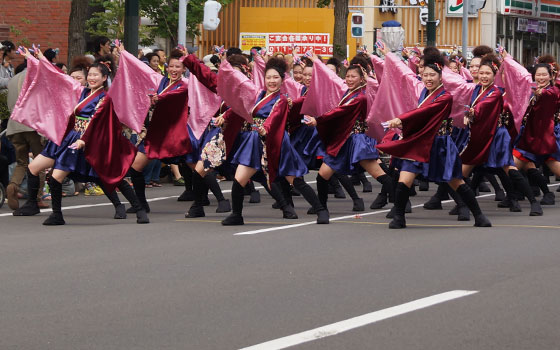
{"left": 497, "top": 0, "right": 560, "bottom": 66}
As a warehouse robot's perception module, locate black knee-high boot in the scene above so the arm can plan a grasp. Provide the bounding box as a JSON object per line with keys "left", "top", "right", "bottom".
{"left": 455, "top": 184, "right": 492, "bottom": 227}
{"left": 329, "top": 176, "right": 346, "bottom": 198}
{"left": 509, "top": 169, "right": 543, "bottom": 215}
{"left": 128, "top": 168, "right": 150, "bottom": 213}
{"left": 495, "top": 169, "right": 522, "bottom": 212}
{"left": 485, "top": 173, "right": 505, "bottom": 201}
{"left": 389, "top": 182, "right": 410, "bottom": 229}
{"left": 376, "top": 174, "right": 395, "bottom": 204}
{"left": 185, "top": 171, "right": 208, "bottom": 218}
{"left": 423, "top": 183, "right": 448, "bottom": 210}
{"left": 447, "top": 184, "right": 470, "bottom": 221}
{"left": 43, "top": 177, "right": 65, "bottom": 225}
{"left": 97, "top": 182, "right": 126, "bottom": 219}
{"left": 222, "top": 179, "right": 245, "bottom": 225}
{"left": 334, "top": 173, "right": 364, "bottom": 211}
{"left": 269, "top": 181, "right": 298, "bottom": 219}
{"left": 177, "top": 164, "right": 194, "bottom": 201}
{"left": 317, "top": 174, "right": 330, "bottom": 210}
{"left": 357, "top": 172, "right": 372, "bottom": 192}
{"left": 527, "top": 168, "right": 555, "bottom": 205}
{"left": 279, "top": 178, "right": 294, "bottom": 208}
{"left": 244, "top": 180, "right": 261, "bottom": 203}
{"left": 13, "top": 169, "right": 40, "bottom": 216}
{"left": 118, "top": 180, "right": 149, "bottom": 223}
{"left": 203, "top": 172, "right": 231, "bottom": 212}
{"left": 293, "top": 177, "right": 329, "bottom": 224}
{"left": 418, "top": 178, "right": 429, "bottom": 191}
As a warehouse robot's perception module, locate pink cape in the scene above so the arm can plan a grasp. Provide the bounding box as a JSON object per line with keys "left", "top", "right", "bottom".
{"left": 460, "top": 66, "right": 474, "bottom": 82}
{"left": 11, "top": 57, "right": 82, "bottom": 145}
{"left": 441, "top": 66, "right": 475, "bottom": 128}
{"left": 371, "top": 55, "right": 385, "bottom": 83}
{"left": 187, "top": 73, "right": 222, "bottom": 139}
{"left": 217, "top": 60, "right": 257, "bottom": 122}
{"left": 252, "top": 54, "right": 266, "bottom": 91}
{"left": 367, "top": 52, "right": 421, "bottom": 140}
{"left": 281, "top": 75, "right": 305, "bottom": 98}
{"left": 108, "top": 50, "right": 163, "bottom": 133}
{"left": 501, "top": 56, "right": 533, "bottom": 132}
{"left": 301, "top": 58, "right": 346, "bottom": 117}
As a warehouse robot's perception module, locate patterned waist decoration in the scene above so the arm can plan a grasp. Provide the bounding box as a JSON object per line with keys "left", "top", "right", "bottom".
{"left": 242, "top": 117, "right": 266, "bottom": 132}
{"left": 437, "top": 119, "right": 453, "bottom": 136}
{"left": 74, "top": 116, "right": 91, "bottom": 135}
{"left": 498, "top": 112, "right": 511, "bottom": 128}
{"left": 351, "top": 119, "right": 368, "bottom": 135}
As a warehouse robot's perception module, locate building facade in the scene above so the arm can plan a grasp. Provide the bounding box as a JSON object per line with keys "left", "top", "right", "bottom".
{"left": 496, "top": 0, "right": 560, "bottom": 66}
{"left": 0, "top": 0, "right": 71, "bottom": 65}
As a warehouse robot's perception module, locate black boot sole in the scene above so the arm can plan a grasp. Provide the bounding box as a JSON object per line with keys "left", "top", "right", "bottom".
{"left": 222, "top": 214, "right": 244, "bottom": 226}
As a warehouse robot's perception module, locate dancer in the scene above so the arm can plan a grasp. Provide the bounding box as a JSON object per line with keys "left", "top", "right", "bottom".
{"left": 376, "top": 48, "right": 491, "bottom": 229}
{"left": 303, "top": 57, "right": 393, "bottom": 214}
{"left": 217, "top": 57, "right": 329, "bottom": 225}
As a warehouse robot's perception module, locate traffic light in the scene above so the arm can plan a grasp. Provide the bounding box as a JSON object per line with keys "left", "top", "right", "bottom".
{"left": 203, "top": 0, "right": 222, "bottom": 30}
{"left": 467, "top": 0, "right": 486, "bottom": 15}
{"left": 351, "top": 13, "right": 365, "bottom": 38}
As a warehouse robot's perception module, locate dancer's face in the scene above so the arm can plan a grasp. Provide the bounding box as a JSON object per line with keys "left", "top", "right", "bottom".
{"left": 421, "top": 67, "right": 441, "bottom": 91}
{"left": 345, "top": 68, "right": 362, "bottom": 90}
{"left": 168, "top": 58, "right": 186, "bottom": 82}
{"left": 302, "top": 66, "right": 313, "bottom": 87}
{"left": 469, "top": 57, "right": 481, "bottom": 79}
{"left": 70, "top": 70, "right": 87, "bottom": 86}
{"left": 478, "top": 65, "right": 495, "bottom": 88}
{"left": 292, "top": 65, "right": 303, "bottom": 83}
{"left": 265, "top": 68, "right": 283, "bottom": 92}
{"left": 87, "top": 67, "right": 106, "bottom": 89}
{"left": 535, "top": 67, "right": 552, "bottom": 88}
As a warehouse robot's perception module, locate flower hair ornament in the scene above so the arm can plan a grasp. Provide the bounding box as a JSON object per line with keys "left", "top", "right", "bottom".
{"left": 491, "top": 62, "right": 499, "bottom": 73}
{"left": 99, "top": 61, "right": 112, "bottom": 72}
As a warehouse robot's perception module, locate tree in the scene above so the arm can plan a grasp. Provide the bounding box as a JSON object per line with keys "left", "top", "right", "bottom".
{"left": 68, "top": 0, "right": 89, "bottom": 65}
{"left": 86, "top": 0, "right": 151, "bottom": 46}
{"left": 86, "top": 0, "right": 126, "bottom": 40}
{"left": 140, "top": 0, "right": 233, "bottom": 48}
{"left": 317, "top": 0, "right": 349, "bottom": 61}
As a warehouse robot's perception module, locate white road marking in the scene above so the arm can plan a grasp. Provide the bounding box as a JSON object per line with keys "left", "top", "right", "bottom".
{"left": 239, "top": 290, "right": 478, "bottom": 350}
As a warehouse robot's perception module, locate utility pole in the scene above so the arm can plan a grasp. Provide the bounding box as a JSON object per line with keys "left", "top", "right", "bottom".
{"left": 426, "top": 0, "right": 436, "bottom": 46}
{"left": 462, "top": 0, "right": 469, "bottom": 57}
{"left": 124, "top": 0, "right": 139, "bottom": 54}
{"left": 178, "top": 0, "right": 188, "bottom": 46}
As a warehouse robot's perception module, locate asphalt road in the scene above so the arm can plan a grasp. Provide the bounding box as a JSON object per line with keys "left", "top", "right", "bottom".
{"left": 1, "top": 174, "right": 560, "bottom": 350}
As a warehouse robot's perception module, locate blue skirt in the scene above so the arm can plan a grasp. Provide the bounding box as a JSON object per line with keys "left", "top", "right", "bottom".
{"left": 484, "top": 126, "right": 514, "bottom": 168}
{"left": 184, "top": 125, "right": 222, "bottom": 164}
{"left": 41, "top": 130, "right": 98, "bottom": 182}
{"left": 230, "top": 130, "right": 308, "bottom": 178}
{"left": 290, "top": 125, "right": 325, "bottom": 169}
{"left": 400, "top": 135, "right": 462, "bottom": 182}
{"left": 451, "top": 126, "right": 470, "bottom": 152}
{"left": 514, "top": 124, "right": 560, "bottom": 164}
{"left": 323, "top": 133, "right": 379, "bottom": 175}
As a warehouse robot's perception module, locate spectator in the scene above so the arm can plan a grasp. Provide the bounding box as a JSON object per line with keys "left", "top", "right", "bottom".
{"left": 93, "top": 36, "right": 111, "bottom": 60}
{"left": 144, "top": 52, "right": 160, "bottom": 73}
{"left": 153, "top": 49, "right": 167, "bottom": 75}
{"left": 43, "top": 48, "right": 58, "bottom": 63}
{"left": 1, "top": 40, "right": 16, "bottom": 90}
